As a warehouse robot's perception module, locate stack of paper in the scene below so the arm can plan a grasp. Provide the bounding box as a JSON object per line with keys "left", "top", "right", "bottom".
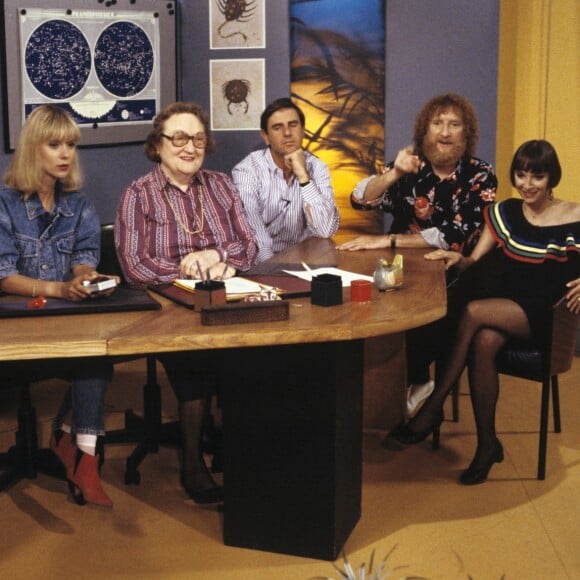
{"left": 282, "top": 267, "right": 373, "bottom": 287}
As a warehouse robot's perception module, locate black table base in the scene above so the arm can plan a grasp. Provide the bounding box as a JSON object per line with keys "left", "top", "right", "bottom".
{"left": 222, "top": 340, "right": 363, "bottom": 560}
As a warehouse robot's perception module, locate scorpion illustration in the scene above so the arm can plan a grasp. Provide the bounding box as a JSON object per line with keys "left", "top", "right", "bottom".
{"left": 222, "top": 79, "right": 251, "bottom": 115}
{"left": 216, "top": 0, "right": 256, "bottom": 42}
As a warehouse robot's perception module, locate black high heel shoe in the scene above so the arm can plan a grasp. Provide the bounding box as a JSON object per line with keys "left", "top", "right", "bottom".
{"left": 180, "top": 462, "right": 224, "bottom": 505}
{"left": 459, "top": 438, "right": 504, "bottom": 485}
{"left": 180, "top": 476, "right": 224, "bottom": 504}
{"left": 388, "top": 410, "right": 444, "bottom": 448}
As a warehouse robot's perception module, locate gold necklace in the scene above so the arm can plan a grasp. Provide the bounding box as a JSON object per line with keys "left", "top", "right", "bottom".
{"left": 162, "top": 182, "right": 204, "bottom": 235}
{"left": 524, "top": 199, "right": 552, "bottom": 224}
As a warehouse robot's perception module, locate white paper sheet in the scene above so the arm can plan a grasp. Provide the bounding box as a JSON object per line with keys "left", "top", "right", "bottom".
{"left": 282, "top": 267, "right": 373, "bottom": 287}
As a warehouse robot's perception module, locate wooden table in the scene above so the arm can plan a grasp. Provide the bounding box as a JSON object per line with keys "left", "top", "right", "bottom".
{"left": 0, "top": 306, "right": 149, "bottom": 361}
{"left": 0, "top": 238, "right": 445, "bottom": 560}
{"left": 106, "top": 238, "right": 446, "bottom": 560}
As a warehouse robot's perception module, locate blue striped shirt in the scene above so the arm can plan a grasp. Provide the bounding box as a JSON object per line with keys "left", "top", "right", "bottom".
{"left": 232, "top": 148, "right": 339, "bottom": 263}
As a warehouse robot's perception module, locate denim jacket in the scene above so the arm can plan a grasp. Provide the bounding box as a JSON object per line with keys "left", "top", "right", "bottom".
{"left": 0, "top": 185, "right": 100, "bottom": 282}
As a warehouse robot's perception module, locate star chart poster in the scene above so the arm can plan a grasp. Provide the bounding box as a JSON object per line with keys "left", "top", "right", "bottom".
{"left": 21, "top": 9, "right": 158, "bottom": 127}
{"left": 2, "top": 1, "right": 177, "bottom": 148}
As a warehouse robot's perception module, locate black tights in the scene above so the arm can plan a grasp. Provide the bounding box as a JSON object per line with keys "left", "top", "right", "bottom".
{"left": 409, "top": 298, "right": 531, "bottom": 466}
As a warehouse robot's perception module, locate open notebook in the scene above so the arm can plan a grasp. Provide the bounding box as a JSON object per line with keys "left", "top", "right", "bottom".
{"left": 173, "top": 277, "right": 266, "bottom": 296}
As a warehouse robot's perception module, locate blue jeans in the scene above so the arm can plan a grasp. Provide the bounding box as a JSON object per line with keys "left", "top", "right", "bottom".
{"left": 51, "top": 358, "right": 113, "bottom": 436}
{"left": 1, "top": 357, "right": 112, "bottom": 437}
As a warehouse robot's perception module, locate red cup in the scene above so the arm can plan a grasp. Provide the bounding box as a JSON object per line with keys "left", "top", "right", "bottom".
{"left": 350, "top": 279, "right": 372, "bottom": 302}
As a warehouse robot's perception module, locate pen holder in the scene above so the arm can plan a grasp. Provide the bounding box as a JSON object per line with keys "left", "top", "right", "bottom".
{"left": 194, "top": 280, "right": 226, "bottom": 310}
{"left": 311, "top": 273, "right": 342, "bottom": 306}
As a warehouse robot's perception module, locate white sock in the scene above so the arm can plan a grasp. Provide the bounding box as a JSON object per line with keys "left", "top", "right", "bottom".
{"left": 406, "top": 380, "right": 435, "bottom": 417}
{"left": 76, "top": 434, "right": 97, "bottom": 456}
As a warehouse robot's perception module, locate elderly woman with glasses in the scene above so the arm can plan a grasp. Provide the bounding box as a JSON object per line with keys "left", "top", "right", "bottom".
{"left": 115, "top": 101, "right": 257, "bottom": 504}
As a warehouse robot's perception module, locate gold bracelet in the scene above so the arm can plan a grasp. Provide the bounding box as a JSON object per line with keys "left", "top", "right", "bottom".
{"left": 32, "top": 280, "right": 38, "bottom": 298}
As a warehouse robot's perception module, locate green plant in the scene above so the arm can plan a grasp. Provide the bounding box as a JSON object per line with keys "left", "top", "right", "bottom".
{"left": 309, "top": 545, "right": 427, "bottom": 580}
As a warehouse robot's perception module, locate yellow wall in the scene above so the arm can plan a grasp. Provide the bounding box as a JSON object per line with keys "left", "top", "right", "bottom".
{"left": 497, "top": 0, "right": 579, "bottom": 201}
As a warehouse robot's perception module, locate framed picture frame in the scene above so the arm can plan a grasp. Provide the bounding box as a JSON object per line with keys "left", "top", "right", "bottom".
{"left": 209, "top": 0, "right": 265, "bottom": 50}
{"left": 1, "top": 0, "right": 178, "bottom": 150}
{"left": 210, "top": 58, "right": 265, "bottom": 131}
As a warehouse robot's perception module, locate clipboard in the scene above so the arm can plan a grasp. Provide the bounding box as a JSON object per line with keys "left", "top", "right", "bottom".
{"left": 244, "top": 274, "right": 311, "bottom": 298}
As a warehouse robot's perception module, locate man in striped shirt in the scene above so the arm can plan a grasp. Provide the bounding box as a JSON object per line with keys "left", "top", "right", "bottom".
{"left": 232, "top": 98, "right": 339, "bottom": 263}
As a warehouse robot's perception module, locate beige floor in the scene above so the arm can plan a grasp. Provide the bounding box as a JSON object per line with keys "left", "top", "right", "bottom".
{"left": 1, "top": 355, "right": 579, "bottom": 580}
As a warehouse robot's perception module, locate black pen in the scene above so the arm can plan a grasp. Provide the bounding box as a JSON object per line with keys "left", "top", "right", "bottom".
{"left": 218, "top": 263, "right": 228, "bottom": 281}
{"left": 196, "top": 260, "right": 205, "bottom": 282}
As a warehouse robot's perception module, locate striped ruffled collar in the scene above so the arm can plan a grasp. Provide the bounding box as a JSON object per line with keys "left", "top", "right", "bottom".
{"left": 485, "top": 199, "right": 580, "bottom": 263}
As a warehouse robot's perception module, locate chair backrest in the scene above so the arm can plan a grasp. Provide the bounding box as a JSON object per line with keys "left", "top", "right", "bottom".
{"left": 98, "top": 223, "right": 125, "bottom": 281}
{"left": 549, "top": 297, "right": 579, "bottom": 376}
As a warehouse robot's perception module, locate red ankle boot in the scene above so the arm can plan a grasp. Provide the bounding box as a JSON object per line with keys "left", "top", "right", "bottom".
{"left": 50, "top": 430, "right": 77, "bottom": 480}
{"left": 69, "top": 449, "right": 113, "bottom": 508}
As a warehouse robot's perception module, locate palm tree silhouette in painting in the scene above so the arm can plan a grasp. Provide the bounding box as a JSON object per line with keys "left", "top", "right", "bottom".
{"left": 290, "top": 2, "right": 386, "bottom": 234}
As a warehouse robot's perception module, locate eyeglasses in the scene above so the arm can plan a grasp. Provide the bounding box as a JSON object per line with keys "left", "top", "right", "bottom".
{"left": 161, "top": 131, "right": 207, "bottom": 149}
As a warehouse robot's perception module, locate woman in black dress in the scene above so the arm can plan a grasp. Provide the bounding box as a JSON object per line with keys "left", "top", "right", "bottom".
{"left": 390, "top": 140, "right": 580, "bottom": 484}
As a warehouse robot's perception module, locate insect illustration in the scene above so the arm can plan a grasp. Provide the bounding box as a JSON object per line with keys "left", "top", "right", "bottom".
{"left": 216, "top": 0, "right": 256, "bottom": 42}
{"left": 222, "top": 78, "right": 251, "bottom": 114}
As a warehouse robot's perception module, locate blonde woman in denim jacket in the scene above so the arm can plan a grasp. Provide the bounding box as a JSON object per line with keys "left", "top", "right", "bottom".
{"left": 0, "top": 105, "right": 117, "bottom": 507}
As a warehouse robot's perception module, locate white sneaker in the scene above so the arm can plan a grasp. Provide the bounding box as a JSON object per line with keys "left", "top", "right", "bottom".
{"left": 406, "top": 380, "right": 435, "bottom": 418}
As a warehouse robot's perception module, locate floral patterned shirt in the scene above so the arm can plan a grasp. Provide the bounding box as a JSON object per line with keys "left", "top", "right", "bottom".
{"left": 351, "top": 155, "right": 497, "bottom": 255}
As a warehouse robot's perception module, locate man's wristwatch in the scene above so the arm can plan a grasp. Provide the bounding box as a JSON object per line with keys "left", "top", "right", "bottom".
{"left": 390, "top": 234, "right": 397, "bottom": 249}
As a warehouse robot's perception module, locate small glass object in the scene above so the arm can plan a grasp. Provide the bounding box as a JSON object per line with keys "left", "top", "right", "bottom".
{"left": 373, "top": 256, "right": 403, "bottom": 291}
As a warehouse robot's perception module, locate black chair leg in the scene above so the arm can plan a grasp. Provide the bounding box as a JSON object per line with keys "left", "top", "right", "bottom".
{"left": 0, "top": 383, "right": 64, "bottom": 491}
{"left": 537, "top": 378, "right": 551, "bottom": 481}
{"left": 125, "top": 366, "right": 177, "bottom": 485}
{"left": 104, "top": 357, "right": 180, "bottom": 485}
{"left": 551, "top": 375, "right": 561, "bottom": 433}
{"left": 437, "top": 361, "right": 459, "bottom": 423}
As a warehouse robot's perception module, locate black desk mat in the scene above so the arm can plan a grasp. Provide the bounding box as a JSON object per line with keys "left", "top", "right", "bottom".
{"left": 0, "top": 286, "right": 161, "bottom": 318}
